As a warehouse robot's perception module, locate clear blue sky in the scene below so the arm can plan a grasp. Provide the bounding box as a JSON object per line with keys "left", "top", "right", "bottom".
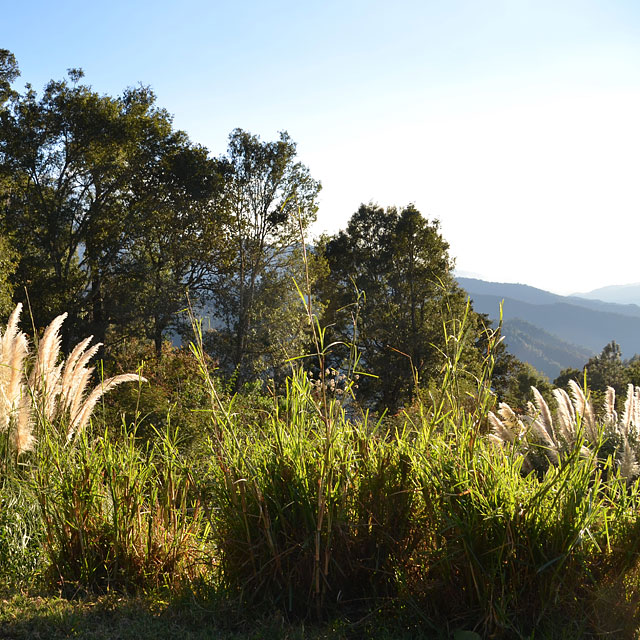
{"left": 3, "top": 1, "right": 640, "bottom": 294}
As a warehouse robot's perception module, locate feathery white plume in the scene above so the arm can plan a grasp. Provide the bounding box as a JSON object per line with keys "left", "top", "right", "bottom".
{"left": 69, "top": 373, "right": 146, "bottom": 438}
{"left": 0, "top": 304, "right": 145, "bottom": 456}
{"left": 531, "top": 387, "right": 554, "bottom": 442}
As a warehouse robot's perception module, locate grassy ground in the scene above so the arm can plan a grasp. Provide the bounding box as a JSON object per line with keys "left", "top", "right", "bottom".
{"left": 0, "top": 593, "right": 306, "bottom": 640}
{"left": 2, "top": 592, "right": 622, "bottom": 639}
{"left": 0, "top": 593, "right": 435, "bottom": 640}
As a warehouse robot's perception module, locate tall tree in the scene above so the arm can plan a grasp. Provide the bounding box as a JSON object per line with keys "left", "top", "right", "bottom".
{"left": 108, "top": 139, "right": 229, "bottom": 356}
{"left": 0, "top": 68, "right": 104, "bottom": 333}
{"left": 584, "top": 341, "right": 626, "bottom": 395}
{"left": 0, "top": 59, "right": 227, "bottom": 350}
{"left": 321, "top": 203, "right": 474, "bottom": 410}
{"left": 0, "top": 49, "right": 19, "bottom": 107}
{"left": 209, "top": 129, "right": 321, "bottom": 384}
{"left": 0, "top": 52, "right": 21, "bottom": 316}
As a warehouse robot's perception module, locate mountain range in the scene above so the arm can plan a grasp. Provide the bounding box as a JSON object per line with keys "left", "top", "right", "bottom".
{"left": 572, "top": 283, "right": 640, "bottom": 306}
{"left": 457, "top": 277, "right": 640, "bottom": 380}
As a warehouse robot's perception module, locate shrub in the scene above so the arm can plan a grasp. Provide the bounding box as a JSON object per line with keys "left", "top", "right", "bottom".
{"left": 34, "top": 423, "right": 206, "bottom": 594}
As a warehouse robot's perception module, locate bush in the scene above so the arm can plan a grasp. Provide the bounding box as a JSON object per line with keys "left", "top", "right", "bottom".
{"left": 34, "top": 424, "right": 206, "bottom": 594}
{"left": 202, "top": 370, "right": 417, "bottom": 617}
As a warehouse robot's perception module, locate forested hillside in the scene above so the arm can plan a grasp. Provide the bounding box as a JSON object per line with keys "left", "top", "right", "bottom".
{"left": 501, "top": 317, "right": 593, "bottom": 380}
{"left": 459, "top": 276, "right": 640, "bottom": 378}
{"left": 458, "top": 276, "right": 640, "bottom": 318}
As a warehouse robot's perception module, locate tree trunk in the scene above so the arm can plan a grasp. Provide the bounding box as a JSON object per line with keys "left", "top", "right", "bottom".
{"left": 90, "top": 276, "right": 107, "bottom": 347}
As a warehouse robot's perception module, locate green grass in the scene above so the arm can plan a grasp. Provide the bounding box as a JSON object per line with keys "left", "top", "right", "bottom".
{"left": 3, "top": 309, "right": 640, "bottom": 638}
{"left": 0, "top": 592, "right": 440, "bottom": 640}
{"left": 0, "top": 593, "right": 263, "bottom": 640}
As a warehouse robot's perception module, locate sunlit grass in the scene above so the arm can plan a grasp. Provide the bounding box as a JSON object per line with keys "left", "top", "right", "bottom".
{"left": 2, "top": 302, "right": 640, "bottom": 637}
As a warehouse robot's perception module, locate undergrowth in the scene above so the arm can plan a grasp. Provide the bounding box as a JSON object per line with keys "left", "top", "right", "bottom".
{"left": 1, "top": 298, "right": 640, "bottom": 638}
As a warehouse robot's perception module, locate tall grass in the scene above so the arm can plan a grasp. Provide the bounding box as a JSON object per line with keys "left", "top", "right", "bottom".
{"left": 0, "top": 304, "right": 145, "bottom": 467}
{"left": 2, "top": 298, "right": 640, "bottom": 636}
{"left": 199, "top": 366, "right": 417, "bottom": 616}
{"left": 0, "top": 306, "right": 205, "bottom": 595}
{"left": 490, "top": 380, "right": 640, "bottom": 481}
{"left": 411, "top": 409, "right": 640, "bottom": 635}
{"left": 0, "top": 476, "right": 43, "bottom": 592}
{"left": 34, "top": 422, "right": 206, "bottom": 593}
{"left": 190, "top": 297, "right": 640, "bottom": 636}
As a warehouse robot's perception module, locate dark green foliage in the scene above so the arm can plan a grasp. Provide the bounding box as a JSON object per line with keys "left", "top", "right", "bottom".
{"left": 625, "top": 355, "right": 640, "bottom": 387}
{"left": 106, "top": 136, "right": 228, "bottom": 357}
{"left": 0, "top": 62, "right": 227, "bottom": 350}
{"left": 320, "top": 203, "right": 479, "bottom": 411}
{"left": 0, "top": 233, "right": 17, "bottom": 317}
{"left": 100, "top": 339, "right": 214, "bottom": 446}
{"left": 555, "top": 342, "right": 629, "bottom": 410}
{"left": 554, "top": 366, "right": 584, "bottom": 389}
{"left": 585, "top": 340, "right": 626, "bottom": 394}
{"left": 209, "top": 129, "right": 322, "bottom": 386}
{"left": 0, "top": 49, "right": 19, "bottom": 107}
{"left": 500, "top": 359, "right": 553, "bottom": 407}
{"left": 1, "top": 69, "right": 135, "bottom": 333}
{"left": 3, "top": 48, "right": 640, "bottom": 638}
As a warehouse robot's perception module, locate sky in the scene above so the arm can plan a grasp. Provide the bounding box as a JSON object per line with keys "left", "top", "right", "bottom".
{"left": 3, "top": 0, "right": 640, "bottom": 295}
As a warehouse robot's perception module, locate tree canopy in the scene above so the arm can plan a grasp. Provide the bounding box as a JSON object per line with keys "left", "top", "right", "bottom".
{"left": 0, "top": 64, "right": 228, "bottom": 353}
{"left": 207, "top": 129, "right": 321, "bottom": 384}
{"left": 0, "top": 50, "right": 538, "bottom": 412}
{"left": 320, "top": 203, "right": 478, "bottom": 410}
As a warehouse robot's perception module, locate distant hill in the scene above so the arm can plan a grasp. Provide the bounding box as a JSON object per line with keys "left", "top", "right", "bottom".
{"left": 457, "top": 277, "right": 566, "bottom": 306}
{"left": 457, "top": 277, "right": 640, "bottom": 379}
{"left": 458, "top": 277, "right": 640, "bottom": 319}
{"left": 573, "top": 283, "right": 640, "bottom": 306}
{"left": 501, "top": 318, "right": 593, "bottom": 381}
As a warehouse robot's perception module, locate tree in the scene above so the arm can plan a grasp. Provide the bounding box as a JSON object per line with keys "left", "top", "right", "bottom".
{"left": 0, "top": 233, "right": 17, "bottom": 317}
{"left": 503, "top": 360, "right": 553, "bottom": 408}
{"left": 0, "top": 49, "right": 19, "bottom": 107}
{"left": 0, "top": 52, "right": 20, "bottom": 317}
{"left": 105, "top": 133, "right": 229, "bottom": 356}
{"left": 209, "top": 129, "right": 321, "bottom": 384}
{"left": 0, "top": 58, "right": 227, "bottom": 352}
{"left": 0, "top": 68, "right": 105, "bottom": 335}
{"left": 624, "top": 355, "right": 640, "bottom": 388}
{"left": 321, "top": 203, "right": 474, "bottom": 410}
{"left": 585, "top": 341, "right": 626, "bottom": 395}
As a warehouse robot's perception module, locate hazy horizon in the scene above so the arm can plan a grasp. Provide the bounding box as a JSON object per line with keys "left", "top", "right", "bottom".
{"left": 4, "top": 0, "right": 639, "bottom": 296}
{"left": 455, "top": 270, "right": 640, "bottom": 298}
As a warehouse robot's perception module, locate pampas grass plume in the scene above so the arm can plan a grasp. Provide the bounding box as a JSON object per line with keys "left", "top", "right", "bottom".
{"left": 0, "top": 304, "right": 146, "bottom": 455}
